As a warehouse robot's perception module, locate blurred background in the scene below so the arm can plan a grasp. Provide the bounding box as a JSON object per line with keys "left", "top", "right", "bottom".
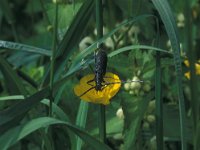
{"left": 0, "top": 0, "right": 199, "bottom": 150}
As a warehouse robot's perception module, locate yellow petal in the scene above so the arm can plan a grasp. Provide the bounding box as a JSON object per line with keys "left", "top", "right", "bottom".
{"left": 184, "top": 72, "right": 190, "bottom": 79}
{"left": 184, "top": 60, "right": 189, "bottom": 67}
{"left": 74, "top": 72, "right": 121, "bottom": 105}
{"left": 195, "top": 63, "right": 200, "bottom": 75}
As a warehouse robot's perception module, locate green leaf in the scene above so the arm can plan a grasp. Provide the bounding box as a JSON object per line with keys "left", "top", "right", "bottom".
{"left": 69, "top": 15, "right": 160, "bottom": 71}
{"left": 108, "top": 45, "right": 171, "bottom": 58}
{"left": 0, "top": 40, "right": 51, "bottom": 56}
{"left": 0, "top": 95, "right": 24, "bottom": 101}
{"left": 42, "top": 0, "right": 95, "bottom": 86}
{"left": 75, "top": 101, "right": 89, "bottom": 150}
{"left": 0, "top": 87, "right": 50, "bottom": 133}
{"left": 0, "top": 56, "right": 27, "bottom": 95}
{"left": 152, "top": 0, "right": 187, "bottom": 149}
{"left": 0, "top": 117, "right": 112, "bottom": 150}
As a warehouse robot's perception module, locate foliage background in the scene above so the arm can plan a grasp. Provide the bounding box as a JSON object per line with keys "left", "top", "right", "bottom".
{"left": 0, "top": 0, "right": 199, "bottom": 150}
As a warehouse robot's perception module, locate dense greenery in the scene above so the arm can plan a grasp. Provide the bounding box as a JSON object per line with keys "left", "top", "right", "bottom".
{"left": 0, "top": 0, "right": 199, "bottom": 150}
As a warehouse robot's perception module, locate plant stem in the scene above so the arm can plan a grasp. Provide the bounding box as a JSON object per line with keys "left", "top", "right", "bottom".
{"left": 49, "top": 2, "right": 58, "bottom": 116}
{"left": 96, "top": 0, "right": 106, "bottom": 143}
{"left": 155, "top": 51, "right": 163, "bottom": 150}
{"left": 99, "top": 105, "right": 106, "bottom": 143}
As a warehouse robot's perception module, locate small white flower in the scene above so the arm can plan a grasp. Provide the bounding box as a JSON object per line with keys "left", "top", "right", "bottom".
{"left": 105, "top": 37, "right": 114, "bottom": 49}
{"left": 130, "top": 76, "right": 142, "bottom": 90}
{"left": 94, "top": 27, "right": 108, "bottom": 36}
{"left": 124, "top": 82, "right": 130, "bottom": 91}
{"left": 128, "top": 25, "right": 140, "bottom": 37}
{"left": 116, "top": 107, "right": 124, "bottom": 119}
{"left": 177, "top": 13, "right": 185, "bottom": 22}
{"left": 79, "top": 36, "right": 93, "bottom": 51}
{"left": 147, "top": 115, "right": 156, "bottom": 123}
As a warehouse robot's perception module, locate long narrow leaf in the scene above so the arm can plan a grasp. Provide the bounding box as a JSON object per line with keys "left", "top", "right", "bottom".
{"left": 0, "top": 87, "right": 50, "bottom": 133}
{"left": 0, "top": 117, "right": 112, "bottom": 150}
{"left": 0, "top": 56, "right": 27, "bottom": 95}
{"left": 152, "top": 0, "right": 187, "bottom": 149}
{"left": 42, "top": 0, "right": 95, "bottom": 86}
{"left": 0, "top": 40, "right": 51, "bottom": 56}
{"left": 75, "top": 101, "right": 89, "bottom": 150}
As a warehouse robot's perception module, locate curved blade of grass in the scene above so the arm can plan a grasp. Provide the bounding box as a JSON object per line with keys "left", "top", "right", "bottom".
{"left": 0, "top": 95, "right": 24, "bottom": 101}
{"left": 44, "top": 14, "right": 158, "bottom": 86}
{"left": 42, "top": 99, "right": 77, "bottom": 149}
{"left": 41, "top": 0, "right": 95, "bottom": 86}
{"left": 69, "top": 14, "right": 163, "bottom": 70}
{"left": 75, "top": 101, "right": 89, "bottom": 150}
{"left": 152, "top": 0, "right": 187, "bottom": 149}
{"left": 0, "top": 117, "right": 112, "bottom": 150}
{"left": 0, "top": 87, "right": 50, "bottom": 134}
{"left": 108, "top": 45, "right": 171, "bottom": 58}
{"left": 0, "top": 56, "right": 27, "bottom": 95}
{"left": 0, "top": 40, "right": 51, "bottom": 56}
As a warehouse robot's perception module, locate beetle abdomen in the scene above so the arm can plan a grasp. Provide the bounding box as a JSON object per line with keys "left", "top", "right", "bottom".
{"left": 95, "top": 50, "right": 107, "bottom": 90}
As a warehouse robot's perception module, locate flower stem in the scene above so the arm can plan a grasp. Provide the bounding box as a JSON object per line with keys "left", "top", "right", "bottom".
{"left": 49, "top": 2, "right": 58, "bottom": 116}
{"left": 96, "top": 0, "right": 106, "bottom": 143}
{"left": 99, "top": 105, "right": 106, "bottom": 143}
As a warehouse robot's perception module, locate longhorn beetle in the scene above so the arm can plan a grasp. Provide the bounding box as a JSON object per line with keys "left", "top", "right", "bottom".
{"left": 78, "top": 44, "right": 143, "bottom": 97}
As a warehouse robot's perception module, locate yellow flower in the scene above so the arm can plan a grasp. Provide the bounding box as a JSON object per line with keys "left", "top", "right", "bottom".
{"left": 74, "top": 72, "right": 121, "bottom": 105}
{"left": 184, "top": 60, "right": 200, "bottom": 79}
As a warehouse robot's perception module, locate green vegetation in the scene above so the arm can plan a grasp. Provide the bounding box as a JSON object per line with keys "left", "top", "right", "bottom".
{"left": 0, "top": 0, "right": 199, "bottom": 150}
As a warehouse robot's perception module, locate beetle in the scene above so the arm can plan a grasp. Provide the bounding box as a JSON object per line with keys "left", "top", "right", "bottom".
{"left": 78, "top": 44, "right": 143, "bottom": 97}
{"left": 78, "top": 45, "right": 108, "bottom": 97}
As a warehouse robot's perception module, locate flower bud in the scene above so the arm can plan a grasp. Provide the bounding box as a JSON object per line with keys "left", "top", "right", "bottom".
{"left": 79, "top": 36, "right": 93, "bottom": 51}
{"left": 116, "top": 108, "right": 124, "bottom": 119}
{"left": 142, "top": 121, "right": 150, "bottom": 130}
{"left": 129, "top": 90, "right": 134, "bottom": 95}
{"left": 47, "top": 25, "right": 53, "bottom": 32}
{"left": 124, "top": 82, "right": 130, "bottom": 91}
{"left": 147, "top": 115, "right": 156, "bottom": 123}
{"left": 130, "top": 76, "right": 142, "bottom": 90}
{"left": 147, "top": 100, "right": 156, "bottom": 113}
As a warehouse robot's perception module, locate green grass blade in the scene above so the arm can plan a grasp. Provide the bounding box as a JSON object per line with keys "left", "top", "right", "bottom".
{"left": 0, "top": 117, "right": 112, "bottom": 150}
{"left": 0, "top": 87, "right": 50, "bottom": 133}
{"left": 96, "top": 0, "right": 106, "bottom": 144}
{"left": 0, "top": 95, "right": 24, "bottom": 101}
{"left": 0, "top": 56, "right": 27, "bottom": 95}
{"left": 108, "top": 45, "right": 171, "bottom": 58}
{"left": 152, "top": 0, "right": 187, "bottom": 149}
{"left": 0, "top": 40, "right": 51, "bottom": 56}
{"left": 75, "top": 101, "right": 89, "bottom": 150}
{"left": 41, "top": 0, "right": 95, "bottom": 86}
{"left": 42, "top": 99, "right": 77, "bottom": 149}
{"left": 69, "top": 14, "right": 164, "bottom": 70}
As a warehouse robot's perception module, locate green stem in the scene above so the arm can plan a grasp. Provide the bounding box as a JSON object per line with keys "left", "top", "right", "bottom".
{"left": 99, "top": 105, "right": 106, "bottom": 143}
{"left": 49, "top": 3, "right": 58, "bottom": 116}
{"left": 96, "top": 0, "right": 106, "bottom": 143}
{"left": 96, "top": 0, "right": 103, "bottom": 39}
{"left": 155, "top": 51, "right": 163, "bottom": 150}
